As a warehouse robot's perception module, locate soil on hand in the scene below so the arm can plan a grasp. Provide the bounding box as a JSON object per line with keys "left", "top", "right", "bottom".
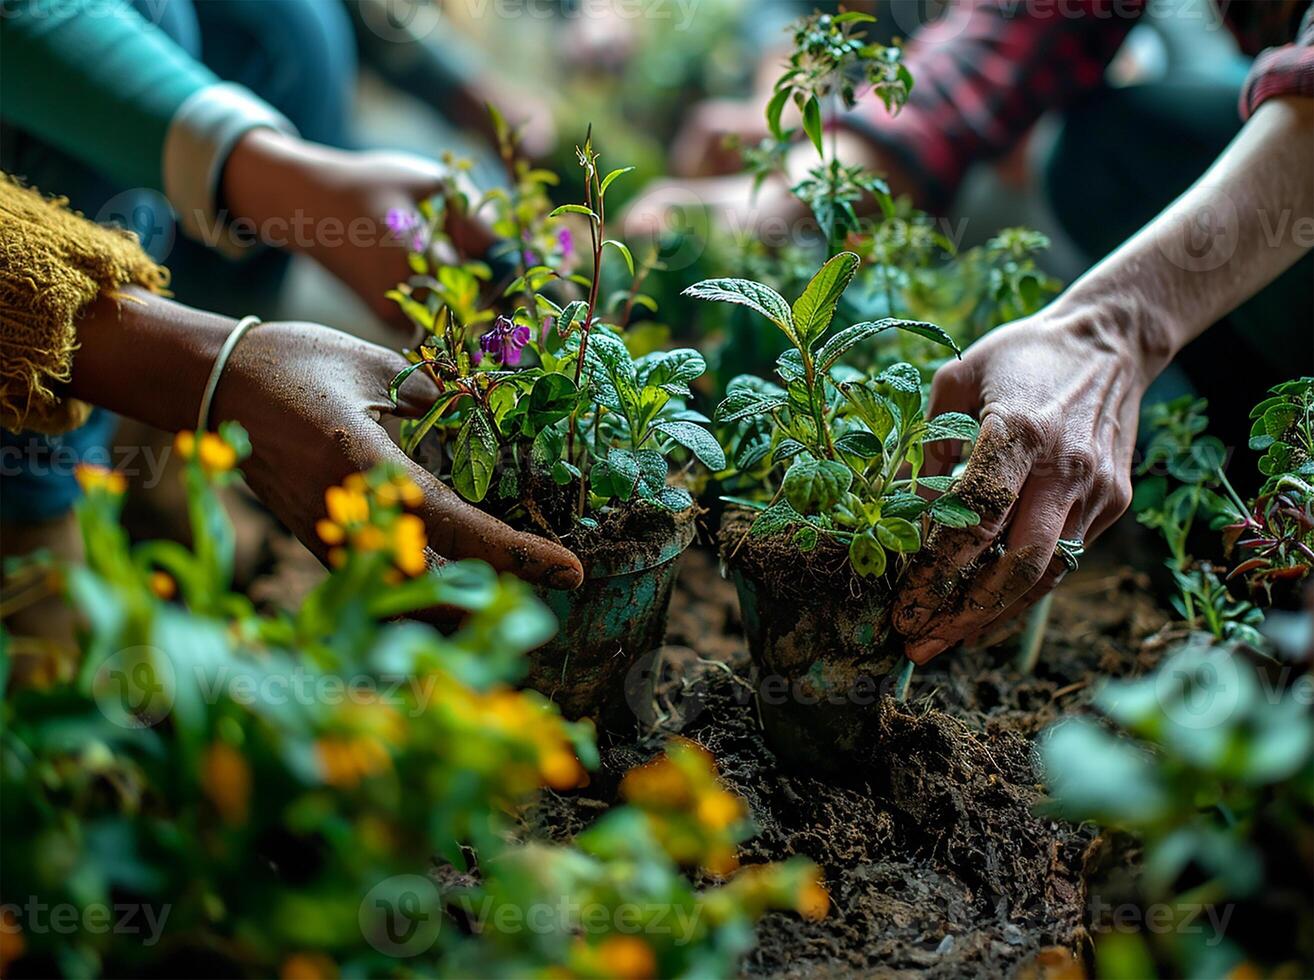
{"left": 530, "top": 548, "right": 1172, "bottom": 978}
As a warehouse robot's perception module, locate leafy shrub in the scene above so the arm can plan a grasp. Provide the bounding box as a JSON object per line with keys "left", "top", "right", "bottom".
{"left": 0, "top": 427, "right": 820, "bottom": 977}
{"left": 685, "top": 251, "right": 979, "bottom": 577}
{"left": 386, "top": 131, "right": 723, "bottom": 531}
{"left": 1040, "top": 641, "right": 1314, "bottom": 978}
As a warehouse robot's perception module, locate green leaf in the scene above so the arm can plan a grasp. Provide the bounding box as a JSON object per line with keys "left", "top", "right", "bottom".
{"left": 599, "top": 166, "right": 635, "bottom": 197}
{"left": 654, "top": 486, "right": 693, "bottom": 511}
{"left": 802, "top": 94, "right": 823, "bottom": 156}
{"left": 834, "top": 430, "right": 882, "bottom": 458}
{"left": 929, "top": 494, "right": 980, "bottom": 528}
{"left": 772, "top": 437, "right": 807, "bottom": 463}
{"left": 735, "top": 433, "right": 771, "bottom": 471}
{"left": 556, "top": 300, "right": 589, "bottom": 338}
{"left": 923, "top": 412, "right": 980, "bottom": 443}
{"left": 683, "top": 278, "right": 796, "bottom": 342}
{"left": 652, "top": 420, "right": 727, "bottom": 471}
{"left": 792, "top": 251, "right": 860, "bottom": 346}
{"left": 875, "top": 516, "right": 921, "bottom": 553}
{"left": 840, "top": 383, "right": 895, "bottom": 441}
{"left": 833, "top": 10, "right": 876, "bottom": 22}
{"left": 388, "top": 361, "right": 429, "bottom": 406}
{"left": 849, "top": 532, "right": 887, "bottom": 578}
{"left": 452, "top": 409, "right": 498, "bottom": 502}
{"left": 751, "top": 499, "right": 805, "bottom": 537}
{"left": 815, "top": 317, "right": 956, "bottom": 371}
{"left": 793, "top": 525, "right": 819, "bottom": 552}
{"left": 765, "top": 87, "right": 791, "bottom": 141}
{"left": 637, "top": 348, "right": 706, "bottom": 393}
{"left": 782, "top": 458, "right": 852, "bottom": 514}
{"left": 776, "top": 348, "right": 805, "bottom": 383}
{"left": 549, "top": 203, "right": 599, "bottom": 221}
{"left": 603, "top": 238, "right": 635, "bottom": 275}
{"left": 715, "top": 386, "right": 787, "bottom": 424}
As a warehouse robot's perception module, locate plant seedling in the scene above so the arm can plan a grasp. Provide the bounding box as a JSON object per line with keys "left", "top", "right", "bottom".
{"left": 686, "top": 251, "right": 980, "bottom": 578}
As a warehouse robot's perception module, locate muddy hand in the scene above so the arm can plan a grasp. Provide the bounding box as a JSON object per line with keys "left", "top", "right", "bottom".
{"left": 211, "top": 320, "right": 583, "bottom": 589}
{"left": 893, "top": 312, "right": 1147, "bottom": 664}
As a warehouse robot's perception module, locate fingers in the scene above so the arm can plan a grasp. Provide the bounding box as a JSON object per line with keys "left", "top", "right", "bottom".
{"left": 345, "top": 420, "right": 584, "bottom": 590}
{"left": 904, "top": 477, "right": 1084, "bottom": 664}
{"left": 892, "top": 412, "right": 1036, "bottom": 642}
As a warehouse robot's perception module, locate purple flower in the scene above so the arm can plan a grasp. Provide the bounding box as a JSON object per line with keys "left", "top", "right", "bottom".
{"left": 556, "top": 226, "right": 574, "bottom": 259}
{"left": 386, "top": 208, "right": 428, "bottom": 252}
{"left": 479, "top": 315, "right": 533, "bottom": 367}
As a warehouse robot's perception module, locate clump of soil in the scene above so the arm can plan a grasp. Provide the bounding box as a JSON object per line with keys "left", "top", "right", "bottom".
{"left": 718, "top": 507, "right": 884, "bottom": 605}
{"left": 528, "top": 547, "right": 1172, "bottom": 977}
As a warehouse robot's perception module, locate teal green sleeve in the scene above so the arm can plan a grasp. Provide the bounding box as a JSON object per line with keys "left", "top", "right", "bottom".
{"left": 0, "top": 0, "right": 219, "bottom": 190}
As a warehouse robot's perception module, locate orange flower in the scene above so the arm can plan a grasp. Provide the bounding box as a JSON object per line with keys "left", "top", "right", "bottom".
{"left": 797, "top": 874, "right": 830, "bottom": 922}
{"left": 376, "top": 473, "right": 424, "bottom": 507}
{"left": 201, "top": 741, "right": 251, "bottom": 826}
{"left": 316, "top": 736, "right": 391, "bottom": 789}
{"left": 280, "top": 952, "right": 338, "bottom": 980}
{"left": 594, "top": 936, "right": 656, "bottom": 980}
{"left": 325, "top": 484, "right": 369, "bottom": 526}
{"left": 174, "top": 431, "right": 237, "bottom": 474}
{"left": 73, "top": 464, "right": 126, "bottom": 496}
{"left": 0, "top": 906, "right": 25, "bottom": 975}
{"left": 149, "top": 571, "right": 176, "bottom": 600}
{"left": 391, "top": 513, "right": 427, "bottom": 576}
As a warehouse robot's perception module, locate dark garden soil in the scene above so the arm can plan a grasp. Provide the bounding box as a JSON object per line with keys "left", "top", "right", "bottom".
{"left": 250, "top": 515, "right": 1173, "bottom": 978}
{"left": 528, "top": 542, "right": 1173, "bottom": 979}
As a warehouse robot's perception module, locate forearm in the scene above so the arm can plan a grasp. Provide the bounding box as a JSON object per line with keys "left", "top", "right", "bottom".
{"left": 1051, "top": 96, "right": 1314, "bottom": 381}
{"left": 67, "top": 290, "right": 234, "bottom": 433}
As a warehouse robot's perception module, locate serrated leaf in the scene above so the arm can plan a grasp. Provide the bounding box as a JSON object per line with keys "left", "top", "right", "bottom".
{"left": 452, "top": 409, "right": 499, "bottom": 502}
{"left": 776, "top": 348, "right": 805, "bottom": 383}
{"left": 923, "top": 412, "right": 980, "bottom": 443}
{"left": 881, "top": 492, "right": 929, "bottom": 520}
{"left": 930, "top": 494, "right": 980, "bottom": 528}
{"left": 556, "top": 300, "right": 589, "bottom": 338}
{"left": 772, "top": 438, "right": 807, "bottom": 463}
{"left": 654, "top": 486, "right": 693, "bottom": 511}
{"left": 834, "top": 430, "right": 883, "bottom": 457}
{"left": 652, "top": 419, "right": 726, "bottom": 471}
{"left": 782, "top": 458, "right": 852, "bottom": 514}
{"left": 792, "top": 251, "right": 860, "bottom": 346}
{"left": 637, "top": 348, "right": 706, "bottom": 392}
{"left": 683, "top": 278, "right": 796, "bottom": 342}
{"left": 735, "top": 432, "right": 772, "bottom": 471}
{"left": 715, "top": 387, "right": 787, "bottom": 424}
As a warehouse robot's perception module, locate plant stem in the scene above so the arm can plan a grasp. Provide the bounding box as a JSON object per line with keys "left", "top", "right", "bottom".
{"left": 893, "top": 658, "right": 915, "bottom": 701}
{"left": 1015, "top": 593, "right": 1054, "bottom": 675}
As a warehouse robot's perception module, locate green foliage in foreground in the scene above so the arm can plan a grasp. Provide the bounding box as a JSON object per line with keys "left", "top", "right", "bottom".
{"left": 0, "top": 428, "right": 820, "bottom": 978}
{"left": 1041, "top": 641, "right": 1314, "bottom": 979}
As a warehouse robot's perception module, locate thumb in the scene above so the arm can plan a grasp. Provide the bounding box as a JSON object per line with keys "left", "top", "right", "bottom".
{"left": 924, "top": 360, "right": 980, "bottom": 478}
{"left": 352, "top": 419, "right": 585, "bottom": 590}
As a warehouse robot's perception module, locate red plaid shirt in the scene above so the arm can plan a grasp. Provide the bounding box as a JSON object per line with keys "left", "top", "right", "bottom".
{"left": 850, "top": 0, "right": 1314, "bottom": 210}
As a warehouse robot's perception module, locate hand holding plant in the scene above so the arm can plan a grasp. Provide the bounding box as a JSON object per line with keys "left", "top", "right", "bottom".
{"left": 892, "top": 307, "right": 1148, "bottom": 663}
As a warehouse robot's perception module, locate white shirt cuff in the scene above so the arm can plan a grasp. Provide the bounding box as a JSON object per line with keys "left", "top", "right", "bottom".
{"left": 162, "top": 82, "right": 298, "bottom": 256}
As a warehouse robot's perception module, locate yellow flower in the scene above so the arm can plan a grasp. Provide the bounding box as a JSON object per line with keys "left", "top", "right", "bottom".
{"left": 73, "top": 463, "right": 126, "bottom": 496}
{"left": 325, "top": 484, "right": 369, "bottom": 526}
{"left": 280, "top": 952, "right": 338, "bottom": 980}
{"left": 316, "top": 736, "right": 391, "bottom": 788}
{"left": 391, "top": 513, "right": 427, "bottom": 576}
{"left": 197, "top": 433, "right": 237, "bottom": 473}
{"left": 149, "top": 571, "right": 176, "bottom": 600}
{"left": 797, "top": 869, "right": 830, "bottom": 922}
{"left": 316, "top": 519, "right": 345, "bottom": 545}
{"left": 201, "top": 741, "right": 251, "bottom": 827}
{"left": 696, "top": 789, "right": 744, "bottom": 831}
{"left": 377, "top": 474, "right": 424, "bottom": 507}
{"left": 594, "top": 936, "right": 656, "bottom": 980}
{"left": 174, "top": 431, "right": 196, "bottom": 459}
{"left": 539, "top": 745, "right": 586, "bottom": 791}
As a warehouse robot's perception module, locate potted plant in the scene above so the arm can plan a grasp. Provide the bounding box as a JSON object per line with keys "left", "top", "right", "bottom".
{"left": 685, "top": 251, "right": 980, "bottom": 773}
{"left": 385, "top": 127, "right": 723, "bottom": 725}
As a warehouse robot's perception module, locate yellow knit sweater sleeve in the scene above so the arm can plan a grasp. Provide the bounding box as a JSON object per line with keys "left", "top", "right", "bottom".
{"left": 0, "top": 174, "right": 170, "bottom": 434}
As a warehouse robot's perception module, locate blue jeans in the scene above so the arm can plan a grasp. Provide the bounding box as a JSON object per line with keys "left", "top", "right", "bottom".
{"left": 0, "top": 0, "right": 357, "bottom": 524}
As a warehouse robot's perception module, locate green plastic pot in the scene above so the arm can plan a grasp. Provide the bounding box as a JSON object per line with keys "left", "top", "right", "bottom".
{"left": 525, "top": 511, "right": 696, "bottom": 726}
{"left": 723, "top": 514, "right": 902, "bottom": 776}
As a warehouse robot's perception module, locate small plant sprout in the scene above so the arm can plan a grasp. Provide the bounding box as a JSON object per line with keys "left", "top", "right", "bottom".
{"left": 387, "top": 129, "right": 723, "bottom": 533}
{"left": 749, "top": 10, "right": 911, "bottom": 255}
{"left": 685, "top": 251, "right": 980, "bottom": 578}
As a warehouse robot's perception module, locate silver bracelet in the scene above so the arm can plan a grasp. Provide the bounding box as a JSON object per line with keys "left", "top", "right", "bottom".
{"left": 197, "top": 315, "right": 262, "bottom": 432}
